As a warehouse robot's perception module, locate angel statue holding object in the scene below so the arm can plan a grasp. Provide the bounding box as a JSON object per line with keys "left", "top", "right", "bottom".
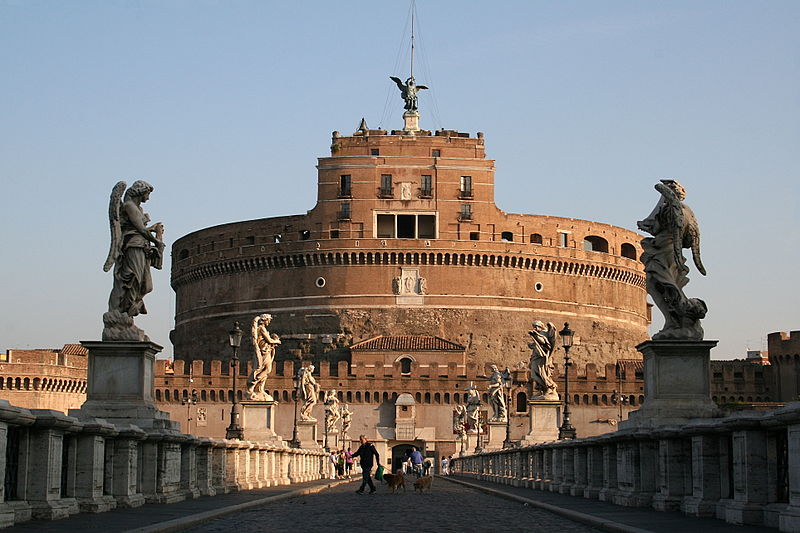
{"left": 298, "top": 364, "right": 320, "bottom": 421}
{"left": 487, "top": 365, "right": 511, "bottom": 422}
{"left": 103, "top": 180, "right": 164, "bottom": 341}
{"left": 247, "top": 314, "right": 281, "bottom": 401}
{"left": 637, "top": 180, "right": 707, "bottom": 340}
{"left": 324, "top": 389, "right": 341, "bottom": 433}
{"left": 390, "top": 76, "right": 428, "bottom": 111}
{"left": 529, "top": 321, "right": 559, "bottom": 400}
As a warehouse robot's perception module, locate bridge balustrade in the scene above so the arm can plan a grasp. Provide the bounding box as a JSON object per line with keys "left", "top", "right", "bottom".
{"left": 0, "top": 400, "right": 326, "bottom": 528}
{"left": 450, "top": 403, "right": 800, "bottom": 532}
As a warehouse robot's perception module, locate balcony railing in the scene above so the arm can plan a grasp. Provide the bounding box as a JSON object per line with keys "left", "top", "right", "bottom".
{"left": 418, "top": 188, "right": 433, "bottom": 199}
{"left": 458, "top": 212, "right": 473, "bottom": 222}
{"left": 378, "top": 187, "right": 393, "bottom": 198}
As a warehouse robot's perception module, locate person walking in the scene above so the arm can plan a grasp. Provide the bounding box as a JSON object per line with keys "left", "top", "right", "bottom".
{"left": 410, "top": 446, "right": 423, "bottom": 478}
{"left": 440, "top": 455, "right": 449, "bottom": 476}
{"left": 345, "top": 447, "right": 354, "bottom": 478}
{"left": 352, "top": 434, "right": 381, "bottom": 494}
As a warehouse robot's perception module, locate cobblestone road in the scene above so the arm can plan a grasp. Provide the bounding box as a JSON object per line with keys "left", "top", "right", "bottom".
{"left": 183, "top": 477, "right": 601, "bottom": 533}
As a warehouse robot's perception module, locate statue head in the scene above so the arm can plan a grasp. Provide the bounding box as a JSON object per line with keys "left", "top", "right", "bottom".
{"left": 490, "top": 364, "right": 498, "bottom": 372}
{"left": 124, "top": 180, "right": 154, "bottom": 202}
{"left": 660, "top": 179, "right": 687, "bottom": 201}
{"left": 258, "top": 313, "right": 272, "bottom": 325}
{"left": 531, "top": 320, "right": 545, "bottom": 331}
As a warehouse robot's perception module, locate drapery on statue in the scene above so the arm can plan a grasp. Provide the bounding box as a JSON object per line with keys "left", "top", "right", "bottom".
{"left": 246, "top": 314, "right": 280, "bottom": 401}
{"left": 298, "top": 364, "right": 320, "bottom": 421}
{"left": 637, "top": 180, "right": 707, "bottom": 340}
{"left": 464, "top": 382, "right": 481, "bottom": 433}
{"left": 103, "top": 180, "right": 164, "bottom": 341}
{"left": 529, "top": 321, "right": 559, "bottom": 400}
{"left": 487, "top": 365, "right": 510, "bottom": 422}
{"left": 453, "top": 405, "right": 467, "bottom": 453}
{"left": 324, "top": 389, "right": 340, "bottom": 433}
{"left": 340, "top": 403, "right": 352, "bottom": 438}
{"left": 390, "top": 76, "right": 428, "bottom": 111}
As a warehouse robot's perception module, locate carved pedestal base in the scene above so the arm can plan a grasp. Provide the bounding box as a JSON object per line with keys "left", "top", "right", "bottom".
{"left": 484, "top": 421, "right": 507, "bottom": 451}
{"left": 621, "top": 340, "right": 720, "bottom": 430}
{"left": 296, "top": 420, "right": 321, "bottom": 449}
{"left": 70, "top": 341, "right": 179, "bottom": 432}
{"left": 241, "top": 401, "right": 284, "bottom": 445}
{"left": 326, "top": 429, "right": 340, "bottom": 451}
{"left": 520, "top": 400, "right": 561, "bottom": 445}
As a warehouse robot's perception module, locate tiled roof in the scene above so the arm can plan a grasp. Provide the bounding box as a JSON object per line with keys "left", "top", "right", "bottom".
{"left": 618, "top": 359, "right": 643, "bottom": 371}
{"left": 61, "top": 344, "right": 88, "bottom": 356}
{"left": 350, "top": 335, "right": 465, "bottom": 352}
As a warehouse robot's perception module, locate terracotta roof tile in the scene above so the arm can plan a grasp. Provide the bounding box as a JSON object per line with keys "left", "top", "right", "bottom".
{"left": 350, "top": 335, "right": 465, "bottom": 352}
{"left": 61, "top": 344, "right": 88, "bottom": 356}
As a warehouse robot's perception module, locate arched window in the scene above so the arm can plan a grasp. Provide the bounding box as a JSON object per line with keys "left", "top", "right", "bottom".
{"left": 155, "top": 389, "right": 162, "bottom": 401}
{"left": 399, "top": 357, "right": 412, "bottom": 374}
{"left": 584, "top": 235, "right": 609, "bottom": 253}
{"left": 501, "top": 231, "right": 513, "bottom": 242}
{"left": 365, "top": 392, "right": 371, "bottom": 403}
{"left": 201, "top": 390, "right": 207, "bottom": 401}
{"left": 516, "top": 392, "right": 527, "bottom": 412}
{"left": 434, "top": 393, "right": 441, "bottom": 404}
{"left": 415, "top": 392, "right": 422, "bottom": 403}
{"left": 530, "top": 233, "right": 543, "bottom": 245}
{"left": 621, "top": 243, "right": 637, "bottom": 259}
{"left": 424, "top": 392, "right": 431, "bottom": 403}
{"left": 453, "top": 393, "right": 461, "bottom": 404}
{"left": 165, "top": 389, "right": 171, "bottom": 401}
{"left": 444, "top": 393, "right": 450, "bottom": 403}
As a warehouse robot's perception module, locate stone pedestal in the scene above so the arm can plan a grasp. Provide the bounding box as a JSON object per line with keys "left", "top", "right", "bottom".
{"left": 621, "top": 340, "right": 720, "bottom": 430}
{"left": 326, "top": 429, "right": 340, "bottom": 451}
{"left": 403, "top": 110, "right": 420, "bottom": 132}
{"left": 520, "top": 400, "right": 561, "bottom": 445}
{"left": 70, "top": 341, "right": 178, "bottom": 432}
{"left": 296, "top": 420, "right": 321, "bottom": 449}
{"left": 241, "top": 401, "right": 284, "bottom": 445}
{"left": 484, "top": 421, "right": 507, "bottom": 451}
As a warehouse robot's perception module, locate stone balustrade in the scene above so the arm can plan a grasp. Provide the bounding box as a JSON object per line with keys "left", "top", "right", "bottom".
{"left": 0, "top": 400, "right": 327, "bottom": 529}
{"left": 450, "top": 403, "right": 800, "bottom": 532}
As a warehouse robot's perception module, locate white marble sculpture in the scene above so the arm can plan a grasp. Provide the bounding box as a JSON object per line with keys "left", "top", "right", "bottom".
{"left": 453, "top": 405, "right": 468, "bottom": 453}
{"left": 298, "top": 365, "right": 319, "bottom": 421}
{"left": 464, "top": 382, "right": 481, "bottom": 433}
{"left": 247, "top": 313, "right": 280, "bottom": 401}
{"left": 340, "top": 403, "right": 352, "bottom": 440}
{"left": 487, "top": 364, "right": 510, "bottom": 422}
{"left": 324, "top": 389, "right": 340, "bottom": 433}
{"left": 529, "top": 321, "right": 559, "bottom": 400}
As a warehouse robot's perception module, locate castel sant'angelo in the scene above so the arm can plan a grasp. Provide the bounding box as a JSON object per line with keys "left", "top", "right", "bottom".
{"left": 169, "top": 97, "right": 648, "bottom": 373}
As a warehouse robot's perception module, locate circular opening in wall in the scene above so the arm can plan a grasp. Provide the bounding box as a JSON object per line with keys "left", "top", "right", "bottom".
{"left": 534, "top": 282, "right": 544, "bottom": 292}
{"left": 315, "top": 277, "right": 326, "bottom": 288}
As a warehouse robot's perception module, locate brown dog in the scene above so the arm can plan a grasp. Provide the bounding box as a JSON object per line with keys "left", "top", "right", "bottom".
{"left": 382, "top": 470, "right": 406, "bottom": 493}
{"left": 413, "top": 475, "right": 433, "bottom": 493}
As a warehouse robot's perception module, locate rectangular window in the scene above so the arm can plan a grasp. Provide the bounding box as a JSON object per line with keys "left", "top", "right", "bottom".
{"left": 420, "top": 175, "right": 432, "bottom": 197}
{"left": 460, "top": 176, "right": 473, "bottom": 198}
{"left": 559, "top": 232, "right": 568, "bottom": 247}
{"left": 418, "top": 215, "right": 436, "bottom": 238}
{"left": 459, "top": 204, "right": 472, "bottom": 220}
{"left": 330, "top": 229, "right": 340, "bottom": 239}
{"left": 397, "top": 215, "right": 415, "bottom": 238}
{"left": 380, "top": 174, "right": 393, "bottom": 197}
{"left": 339, "top": 175, "right": 351, "bottom": 197}
{"left": 470, "top": 231, "right": 480, "bottom": 240}
{"left": 432, "top": 149, "right": 441, "bottom": 157}
{"left": 371, "top": 148, "right": 379, "bottom": 156}
{"left": 338, "top": 203, "right": 351, "bottom": 220}
{"left": 377, "top": 214, "right": 394, "bottom": 238}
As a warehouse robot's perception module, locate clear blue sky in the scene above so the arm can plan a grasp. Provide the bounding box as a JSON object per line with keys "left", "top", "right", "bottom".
{"left": 1, "top": 1, "right": 798, "bottom": 359}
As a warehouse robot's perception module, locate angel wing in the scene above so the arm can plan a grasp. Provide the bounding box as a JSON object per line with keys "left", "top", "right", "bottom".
{"left": 545, "top": 323, "right": 557, "bottom": 354}
{"left": 103, "top": 181, "right": 126, "bottom": 272}
{"left": 655, "top": 182, "right": 686, "bottom": 271}
{"left": 389, "top": 76, "right": 405, "bottom": 91}
{"left": 416, "top": 85, "right": 429, "bottom": 90}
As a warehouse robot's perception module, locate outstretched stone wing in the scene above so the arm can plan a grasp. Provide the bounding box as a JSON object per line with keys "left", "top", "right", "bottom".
{"left": 103, "top": 181, "right": 126, "bottom": 272}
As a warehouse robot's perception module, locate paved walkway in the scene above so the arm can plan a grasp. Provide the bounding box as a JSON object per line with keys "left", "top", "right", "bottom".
{"left": 3, "top": 475, "right": 780, "bottom": 533}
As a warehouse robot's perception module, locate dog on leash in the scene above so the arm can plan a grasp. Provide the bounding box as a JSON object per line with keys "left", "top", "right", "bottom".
{"left": 382, "top": 470, "right": 406, "bottom": 493}
{"left": 413, "top": 475, "right": 433, "bottom": 493}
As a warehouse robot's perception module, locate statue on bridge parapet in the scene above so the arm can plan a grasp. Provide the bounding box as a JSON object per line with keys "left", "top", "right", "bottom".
{"left": 529, "top": 321, "right": 559, "bottom": 400}
{"left": 102, "top": 180, "right": 164, "bottom": 342}
{"left": 487, "top": 365, "right": 510, "bottom": 422}
{"left": 298, "top": 364, "right": 320, "bottom": 421}
{"left": 464, "top": 382, "right": 481, "bottom": 433}
{"left": 340, "top": 403, "right": 352, "bottom": 441}
{"left": 637, "top": 180, "right": 707, "bottom": 340}
{"left": 324, "top": 389, "right": 340, "bottom": 433}
{"left": 453, "top": 405, "right": 467, "bottom": 454}
{"left": 247, "top": 314, "right": 280, "bottom": 401}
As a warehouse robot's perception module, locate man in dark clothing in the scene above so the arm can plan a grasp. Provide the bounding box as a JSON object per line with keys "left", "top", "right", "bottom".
{"left": 352, "top": 434, "right": 381, "bottom": 494}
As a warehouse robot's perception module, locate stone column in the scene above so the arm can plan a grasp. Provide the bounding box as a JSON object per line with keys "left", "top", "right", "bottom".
{"left": 614, "top": 436, "right": 658, "bottom": 507}
{"left": 550, "top": 447, "right": 563, "bottom": 493}
{"left": 278, "top": 449, "right": 291, "bottom": 485}
{"left": 725, "top": 426, "right": 769, "bottom": 525}
{"left": 559, "top": 446, "right": 575, "bottom": 495}
{"left": 779, "top": 417, "right": 800, "bottom": 532}
{"left": 585, "top": 444, "right": 604, "bottom": 499}
{"left": 27, "top": 410, "right": 81, "bottom": 519}
{"left": 224, "top": 443, "right": 241, "bottom": 492}
{"left": 110, "top": 425, "right": 146, "bottom": 508}
{"left": 195, "top": 438, "right": 215, "bottom": 497}
{"left": 521, "top": 400, "right": 561, "bottom": 445}
{"left": 180, "top": 436, "right": 201, "bottom": 499}
{"left": 598, "top": 439, "right": 618, "bottom": 502}
{"left": 653, "top": 431, "right": 692, "bottom": 511}
{"left": 571, "top": 445, "right": 588, "bottom": 497}
{"left": 210, "top": 439, "right": 228, "bottom": 494}
{"left": 682, "top": 429, "right": 722, "bottom": 517}
{"left": 0, "top": 401, "right": 35, "bottom": 527}
{"left": 74, "top": 418, "right": 118, "bottom": 513}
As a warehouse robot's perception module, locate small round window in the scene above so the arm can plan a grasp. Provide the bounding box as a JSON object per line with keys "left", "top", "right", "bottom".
{"left": 315, "top": 277, "right": 326, "bottom": 288}
{"left": 534, "top": 282, "right": 544, "bottom": 292}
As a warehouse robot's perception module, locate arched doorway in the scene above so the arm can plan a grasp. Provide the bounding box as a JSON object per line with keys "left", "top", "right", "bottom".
{"left": 390, "top": 442, "right": 423, "bottom": 473}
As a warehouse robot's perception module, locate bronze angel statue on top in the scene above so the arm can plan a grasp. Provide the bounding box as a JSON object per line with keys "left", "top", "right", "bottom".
{"left": 637, "top": 180, "right": 707, "bottom": 340}
{"left": 103, "top": 180, "right": 165, "bottom": 341}
{"left": 390, "top": 76, "right": 428, "bottom": 111}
